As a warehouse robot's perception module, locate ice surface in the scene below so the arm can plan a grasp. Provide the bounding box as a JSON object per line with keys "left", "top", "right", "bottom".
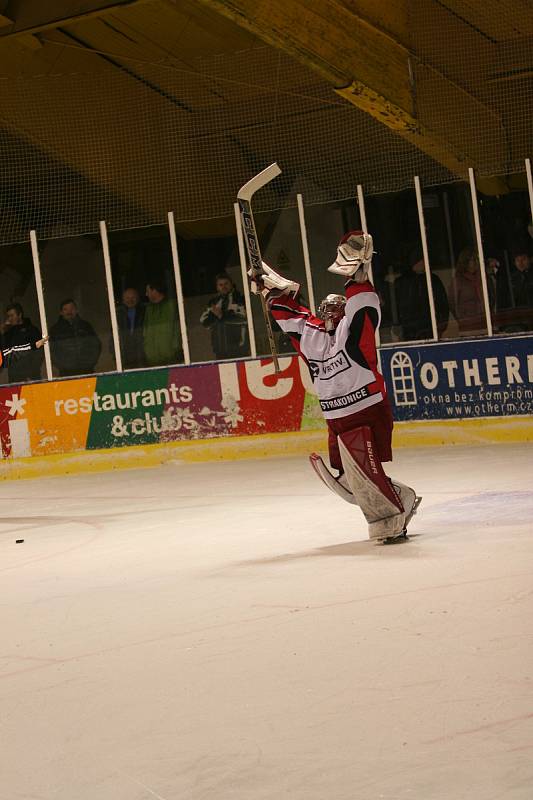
{"left": 1, "top": 443, "right": 533, "bottom": 800}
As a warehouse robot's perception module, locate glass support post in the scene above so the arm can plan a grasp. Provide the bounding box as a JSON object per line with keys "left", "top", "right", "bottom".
{"left": 468, "top": 168, "right": 493, "bottom": 337}
{"left": 29, "top": 229, "right": 53, "bottom": 381}
{"left": 167, "top": 211, "right": 191, "bottom": 365}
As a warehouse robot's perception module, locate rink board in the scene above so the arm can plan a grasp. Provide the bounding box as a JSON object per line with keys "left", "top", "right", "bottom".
{"left": 0, "top": 334, "right": 531, "bottom": 476}
{"left": 0, "top": 418, "right": 532, "bottom": 481}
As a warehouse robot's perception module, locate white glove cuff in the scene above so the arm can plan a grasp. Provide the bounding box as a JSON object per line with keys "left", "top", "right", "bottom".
{"left": 249, "top": 262, "right": 300, "bottom": 297}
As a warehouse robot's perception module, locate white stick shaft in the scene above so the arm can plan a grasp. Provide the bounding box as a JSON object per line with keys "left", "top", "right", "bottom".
{"left": 414, "top": 176, "right": 438, "bottom": 340}
{"left": 29, "top": 230, "right": 53, "bottom": 381}
{"left": 99, "top": 221, "right": 123, "bottom": 373}
{"left": 357, "top": 184, "right": 381, "bottom": 357}
{"left": 234, "top": 202, "right": 257, "bottom": 359}
{"left": 356, "top": 184, "right": 368, "bottom": 233}
{"left": 357, "top": 184, "right": 376, "bottom": 289}
{"left": 237, "top": 170, "right": 281, "bottom": 371}
{"left": 468, "top": 168, "right": 493, "bottom": 337}
{"left": 296, "top": 194, "right": 316, "bottom": 314}
{"left": 167, "top": 212, "right": 191, "bottom": 366}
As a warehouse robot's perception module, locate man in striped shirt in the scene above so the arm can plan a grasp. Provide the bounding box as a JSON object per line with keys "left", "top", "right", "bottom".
{"left": 0, "top": 303, "right": 47, "bottom": 384}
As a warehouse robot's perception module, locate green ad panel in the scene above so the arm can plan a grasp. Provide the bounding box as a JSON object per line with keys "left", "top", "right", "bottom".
{"left": 300, "top": 391, "right": 325, "bottom": 431}
{"left": 86, "top": 369, "right": 170, "bottom": 449}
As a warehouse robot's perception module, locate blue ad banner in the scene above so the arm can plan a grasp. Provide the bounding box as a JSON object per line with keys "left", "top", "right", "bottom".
{"left": 380, "top": 335, "right": 533, "bottom": 421}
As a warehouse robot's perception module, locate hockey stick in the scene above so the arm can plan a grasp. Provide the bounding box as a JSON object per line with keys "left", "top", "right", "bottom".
{"left": 237, "top": 163, "right": 282, "bottom": 373}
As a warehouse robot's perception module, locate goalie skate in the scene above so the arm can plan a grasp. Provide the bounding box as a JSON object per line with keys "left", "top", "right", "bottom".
{"left": 375, "top": 493, "right": 422, "bottom": 545}
{"left": 379, "top": 529, "right": 409, "bottom": 545}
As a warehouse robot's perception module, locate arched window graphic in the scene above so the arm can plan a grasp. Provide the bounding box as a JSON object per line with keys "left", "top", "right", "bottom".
{"left": 390, "top": 351, "right": 417, "bottom": 406}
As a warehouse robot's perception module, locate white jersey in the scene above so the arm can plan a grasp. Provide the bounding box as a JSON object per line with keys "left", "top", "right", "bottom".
{"left": 270, "top": 280, "right": 386, "bottom": 420}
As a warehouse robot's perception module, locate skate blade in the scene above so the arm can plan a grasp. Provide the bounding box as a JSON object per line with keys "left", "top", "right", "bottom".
{"left": 376, "top": 531, "right": 409, "bottom": 546}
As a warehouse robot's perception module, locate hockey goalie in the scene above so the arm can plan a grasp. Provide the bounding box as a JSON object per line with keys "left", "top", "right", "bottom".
{"left": 249, "top": 230, "right": 421, "bottom": 544}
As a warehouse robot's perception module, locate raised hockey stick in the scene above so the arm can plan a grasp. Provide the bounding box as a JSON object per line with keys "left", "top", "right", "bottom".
{"left": 237, "top": 163, "right": 282, "bottom": 373}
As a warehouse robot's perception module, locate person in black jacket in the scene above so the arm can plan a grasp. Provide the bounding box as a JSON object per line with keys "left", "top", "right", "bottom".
{"left": 115, "top": 287, "right": 145, "bottom": 369}
{"left": 49, "top": 299, "right": 102, "bottom": 377}
{"left": 509, "top": 250, "right": 533, "bottom": 309}
{"left": 393, "top": 247, "right": 449, "bottom": 340}
{"left": 0, "top": 303, "right": 46, "bottom": 384}
{"left": 200, "top": 273, "right": 248, "bottom": 360}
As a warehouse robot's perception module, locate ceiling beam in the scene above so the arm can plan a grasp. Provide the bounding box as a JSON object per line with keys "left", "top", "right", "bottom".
{"left": 196, "top": 0, "right": 505, "bottom": 178}
{"left": 0, "top": 0, "right": 152, "bottom": 39}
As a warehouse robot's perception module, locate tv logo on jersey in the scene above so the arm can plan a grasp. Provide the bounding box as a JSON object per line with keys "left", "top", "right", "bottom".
{"left": 308, "top": 350, "right": 350, "bottom": 381}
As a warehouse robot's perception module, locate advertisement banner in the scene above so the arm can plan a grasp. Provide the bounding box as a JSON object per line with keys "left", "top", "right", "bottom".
{"left": 2, "top": 334, "right": 531, "bottom": 460}
{"left": 85, "top": 364, "right": 228, "bottom": 449}
{"left": 2, "top": 355, "right": 323, "bottom": 459}
{"left": 380, "top": 336, "right": 533, "bottom": 421}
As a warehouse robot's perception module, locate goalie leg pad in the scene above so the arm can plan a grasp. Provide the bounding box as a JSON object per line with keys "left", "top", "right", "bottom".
{"left": 338, "top": 428, "right": 406, "bottom": 541}
{"left": 309, "top": 453, "right": 359, "bottom": 506}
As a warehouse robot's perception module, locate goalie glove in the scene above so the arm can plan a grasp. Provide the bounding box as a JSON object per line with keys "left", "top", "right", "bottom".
{"left": 248, "top": 261, "right": 300, "bottom": 300}
{"left": 328, "top": 231, "right": 374, "bottom": 283}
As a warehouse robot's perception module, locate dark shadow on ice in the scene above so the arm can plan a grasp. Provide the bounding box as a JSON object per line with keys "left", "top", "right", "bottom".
{"left": 0, "top": 515, "right": 104, "bottom": 533}
{"left": 236, "top": 534, "right": 422, "bottom": 567}
{"left": 0, "top": 501, "right": 212, "bottom": 535}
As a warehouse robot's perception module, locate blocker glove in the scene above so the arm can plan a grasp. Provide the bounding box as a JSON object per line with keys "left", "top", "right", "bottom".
{"left": 328, "top": 231, "right": 374, "bottom": 283}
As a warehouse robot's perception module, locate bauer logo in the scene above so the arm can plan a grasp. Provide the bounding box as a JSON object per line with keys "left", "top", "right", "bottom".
{"left": 366, "top": 440, "right": 378, "bottom": 474}
{"left": 308, "top": 350, "right": 350, "bottom": 382}
{"left": 380, "top": 336, "right": 533, "bottom": 421}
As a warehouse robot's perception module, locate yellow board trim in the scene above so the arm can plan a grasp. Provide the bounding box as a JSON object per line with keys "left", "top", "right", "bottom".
{"left": 0, "top": 417, "right": 531, "bottom": 481}
{"left": 392, "top": 416, "right": 533, "bottom": 447}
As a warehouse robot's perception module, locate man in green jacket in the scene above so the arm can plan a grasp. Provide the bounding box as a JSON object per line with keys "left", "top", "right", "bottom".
{"left": 143, "top": 281, "right": 183, "bottom": 367}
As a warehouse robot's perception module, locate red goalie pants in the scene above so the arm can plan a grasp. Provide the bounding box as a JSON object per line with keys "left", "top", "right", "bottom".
{"left": 326, "top": 398, "right": 394, "bottom": 471}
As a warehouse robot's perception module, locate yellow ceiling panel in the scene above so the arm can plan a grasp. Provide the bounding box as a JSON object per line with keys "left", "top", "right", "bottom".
{"left": 109, "top": 0, "right": 260, "bottom": 58}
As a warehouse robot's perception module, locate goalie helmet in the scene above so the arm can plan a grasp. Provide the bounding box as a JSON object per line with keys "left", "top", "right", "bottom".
{"left": 318, "top": 293, "right": 346, "bottom": 331}
{"left": 328, "top": 230, "right": 374, "bottom": 283}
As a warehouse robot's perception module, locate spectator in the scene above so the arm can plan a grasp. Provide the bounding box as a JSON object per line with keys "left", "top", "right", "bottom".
{"left": 200, "top": 273, "right": 248, "bottom": 360}
{"left": 143, "top": 280, "right": 183, "bottom": 367}
{"left": 509, "top": 249, "right": 533, "bottom": 309}
{"left": 115, "top": 287, "right": 145, "bottom": 369}
{"left": 0, "top": 303, "right": 46, "bottom": 383}
{"left": 49, "top": 299, "right": 102, "bottom": 377}
{"left": 496, "top": 247, "right": 533, "bottom": 332}
{"left": 448, "top": 247, "right": 487, "bottom": 334}
{"left": 393, "top": 247, "right": 449, "bottom": 340}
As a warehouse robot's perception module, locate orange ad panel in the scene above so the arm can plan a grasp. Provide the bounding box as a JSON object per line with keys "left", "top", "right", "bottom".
{"left": 21, "top": 378, "right": 97, "bottom": 456}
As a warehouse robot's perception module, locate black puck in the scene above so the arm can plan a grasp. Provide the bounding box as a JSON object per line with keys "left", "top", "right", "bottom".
{"left": 16, "top": 539, "right": 24, "bottom": 544}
